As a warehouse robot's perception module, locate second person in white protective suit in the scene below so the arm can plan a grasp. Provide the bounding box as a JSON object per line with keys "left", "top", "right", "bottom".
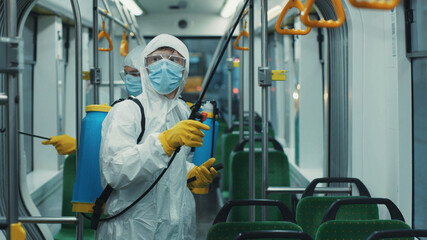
{"left": 97, "top": 34, "right": 218, "bottom": 239}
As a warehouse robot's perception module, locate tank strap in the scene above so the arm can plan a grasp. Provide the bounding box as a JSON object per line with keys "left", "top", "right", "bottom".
{"left": 129, "top": 98, "right": 145, "bottom": 144}
{"left": 91, "top": 184, "right": 113, "bottom": 230}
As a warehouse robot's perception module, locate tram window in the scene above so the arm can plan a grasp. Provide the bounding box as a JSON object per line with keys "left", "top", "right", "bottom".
{"left": 412, "top": 59, "right": 427, "bottom": 230}
{"left": 409, "top": 0, "right": 427, "bottom": 52}
{"left": 273, "top": 24, "right": 326, "bottom": 180}
{"left": 21, "top": 14, "right": 37, "bottom": 173}
{"left": 407, "top": 0, "right": 427, "bottom": 231}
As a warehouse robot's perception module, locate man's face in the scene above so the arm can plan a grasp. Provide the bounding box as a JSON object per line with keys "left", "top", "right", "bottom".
{"left": 145, "top": 48, "right": 185, "bottom": 99}
{"left": 124, "top": 66, "right": 139, "bottom": 76}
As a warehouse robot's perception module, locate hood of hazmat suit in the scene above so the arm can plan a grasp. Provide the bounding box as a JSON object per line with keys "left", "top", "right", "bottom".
{"left": 123, "top": 45, "right": 145, "bottom": 69}
{"left": 98, "top": 34, "right": 196, "bottom": 240}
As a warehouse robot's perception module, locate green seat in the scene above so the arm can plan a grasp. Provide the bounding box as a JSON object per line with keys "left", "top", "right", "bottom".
{"left": 214, "top": 121, "right": 228, "bottom": 161}
{"left": 295, "top": 177, "right": 376, "bottom": 238}
{"left": 207, "top": 222, "right": 302, "bottom": 240}
{"left": 207, "top": 199, "right": 301, "bottom": 240}
{"left": 229, "top": 150, "right": 291, "bottom": 221}
{"left": 55, "top": 154, "right": 95, "bottom": 240}
{"left": 220, "top": 133, "right": 240, "bottom": 199}
{"left": 220, "top": 133, "right": 278, "bottom": 200}
{"left": 296, "top": 196, "right": 378, "bottom": 238}
{"left": 316, "top": 220, "right": 412, "bottom": 240}
{"left": 315, "top": 198, "right": 410, "bottom": 240}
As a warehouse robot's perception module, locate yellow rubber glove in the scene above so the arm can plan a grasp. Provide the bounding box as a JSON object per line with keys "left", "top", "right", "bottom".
{"left": 187, "top": 158, "right": 218, "bottom": 190}
{"left": 159, "top": 120, "right": 210, "bottom": 156}
{"left": 42, "top": 134, "right": 76, "bottom": 155}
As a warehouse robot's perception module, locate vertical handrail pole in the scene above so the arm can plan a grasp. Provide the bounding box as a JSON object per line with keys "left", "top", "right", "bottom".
{"left": 248, "top": 0, "right": 256, "bottom": 221}
{"left": 108, "top": 18, "right": 114, "bottom": 104}
{"left": 70, "top": 0, "right": 84, "bottom": 238}
{"left": 260, "top": 0, "right": 269, "bottom": 221}
{"left": 227, "top": 42, "right": 233, "bottom": 129}
{"left": 93, "top": 0, "right": 99, "bottom": 104}
{"left": 239, "top": 19, "right": 244, "bottom": 141}
{"left": 5, "top": 0, "right": 18, "bottom": 239}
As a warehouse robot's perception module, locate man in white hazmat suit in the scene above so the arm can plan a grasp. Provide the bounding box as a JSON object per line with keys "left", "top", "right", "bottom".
{"left": 41, "top": 46, "right": 146, "bottom": 154}
{"left": 97, "top": 34, "right": 218, "bottom": 239}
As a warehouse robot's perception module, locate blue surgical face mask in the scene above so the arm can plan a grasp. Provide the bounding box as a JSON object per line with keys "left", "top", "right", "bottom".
{"left": 125, "top": 74, "right": 142, "bottom": 96}
{"left": 147, "top": 59, "right": 184, "bottom": 95}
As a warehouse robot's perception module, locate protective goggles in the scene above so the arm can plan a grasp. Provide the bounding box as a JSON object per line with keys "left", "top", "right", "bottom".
{"left": 145, "top": 54, "right": 186, "bottom": 67}
{"left": 119, "top": 70, "right": 140, "bottom": 81}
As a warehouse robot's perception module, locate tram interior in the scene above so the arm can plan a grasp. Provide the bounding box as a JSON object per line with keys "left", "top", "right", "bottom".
{"left": 1, "top": 0, "right": 427, "bottom": 239}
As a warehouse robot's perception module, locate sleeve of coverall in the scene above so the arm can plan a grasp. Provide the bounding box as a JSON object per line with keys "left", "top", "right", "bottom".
{"left": 100, "top": 102, "right": 170, "bottom": 190}
{"left": 186, "top": 152, "right": 195, "bottom": 173}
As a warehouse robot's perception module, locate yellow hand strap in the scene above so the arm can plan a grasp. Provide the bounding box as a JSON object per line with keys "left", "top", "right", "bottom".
{"left": 301, "top": 0, "right": 345, "bottom": 28}
{"left": 348, "top": 0, "right": 400, "bottom": 10}
{"left": 98, "top": 21, "right": 113, "bottom": 52}
{"left": 233, "top": 21, "right": 249, "bottom": 51}
{"left": 120, "top": 31, "right": 128, "bottom": 56}
{"left": 275, "top": 0, "right": 311, "bottom": 35}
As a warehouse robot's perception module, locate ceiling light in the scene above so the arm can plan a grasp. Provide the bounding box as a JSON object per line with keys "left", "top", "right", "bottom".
{"left": 267, "top": 5, "right": 283, "bottom": 21}
{"left": 220, "top": 0, "right": 243, "bottom": 18}
{"left": 119, "top": 0, "right": 143, "bottom": 16}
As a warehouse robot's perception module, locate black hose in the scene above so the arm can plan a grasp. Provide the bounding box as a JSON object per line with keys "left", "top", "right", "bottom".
{"left": 189, "top": 0, "right": 249, "bottom": 120}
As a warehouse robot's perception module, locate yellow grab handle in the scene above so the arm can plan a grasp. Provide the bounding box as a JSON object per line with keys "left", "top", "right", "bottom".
{"left": 233, "top": 30, "right": 249, "bottom": 51}
{"left": 275, "top": 0, "right": 311, "bottom": 35}
{"left": 120, "top": 31, "right": 128, "bottom": 56}
{"left": 348, "top": 0, "right": 400, "bottom": 10}
{"left": 301, "top": 0, "right": 345, "bottom": 28}
{"left": 98, "top": 21, "right": 113, "bottom": 52}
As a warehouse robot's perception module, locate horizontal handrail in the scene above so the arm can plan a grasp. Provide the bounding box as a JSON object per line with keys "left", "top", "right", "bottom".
{"left": 98, "top": 8, "right": 135, "bottom": 34}
{"left": 348, "top": 0, "right": 400, "bottom": 10}
{"left": 19, "top": 217, "right": 78, "bottom": 224}
{"left": 267, "top": 186, "right": 352, "bottom": 194}
{"left": 0, "top": 93, "right": 7, "bottom": 105}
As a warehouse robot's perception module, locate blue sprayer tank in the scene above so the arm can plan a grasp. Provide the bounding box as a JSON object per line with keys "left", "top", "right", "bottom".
{"left": 193, "top": 101, "right": 219, "bottom": 166}
{"left": 72, "top": 104, "right": 111, "bottom": 213}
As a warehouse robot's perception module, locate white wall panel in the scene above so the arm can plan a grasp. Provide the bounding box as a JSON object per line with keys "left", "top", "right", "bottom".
{"left": 347, "top": 2, "right": 412, "bottom": 223}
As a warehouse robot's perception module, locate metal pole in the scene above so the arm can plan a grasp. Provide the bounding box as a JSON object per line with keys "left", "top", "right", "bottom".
{"left": 115, "top": 0, "right": 130, "bottom": 30}
{"left": 109, "top": 19, "right": 114, "bottom": 104}
{"left": 130, "top": 14, "right": 145, "bottom": 45}
{"left": 19, "top": 217, "right": 78, "bottom": 224}
{"left": 248, "top": 0, "right": 255, "bottom": 221}
{"left": 5, "top": 1, "right": 18, "bottom": 239}
{"left": 266, "top": 186, "right": 353, "bottom": 195}
{"left": 239, "top": 19, "right": 244, "bottom": 141}
{"left": 70, "top": 0, "right": 84, "bottom": 238}
{"left": 227, "top": 42, "right": 233, "bottom": 129}
{"left": 93, "top": 0, "right": 99, "bottom": 104}
{"left": 260, "top": 0, "right": 269, "bottom": 221}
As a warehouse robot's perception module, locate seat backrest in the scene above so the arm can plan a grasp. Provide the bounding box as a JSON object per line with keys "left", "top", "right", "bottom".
{"left": 214, "top": 122, "right": 228, "bottom": 160}
{"left": 296, "top": 196, "right": 378, "bottom": 238}
{"left": 315, "top": 220, "right": 412, "bottom": 240}
{"left": 229, "top": 151, "right": 291, "bottom": 221}
{"left": 220, "top": 133, "right": 240, "bottom": 197}
{"left": 315, "top": 198, "right": 409, "bottom": 240}
{"left": 207, "top": 222, "right": 302, "bottom": 240}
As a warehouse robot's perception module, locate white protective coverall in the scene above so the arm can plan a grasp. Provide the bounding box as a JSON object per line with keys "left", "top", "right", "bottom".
{"left": 97, "top": 34, "right": 197, "bottom": 240}
{"left": 123, "top": 45, "right": 145, "bottom": 69}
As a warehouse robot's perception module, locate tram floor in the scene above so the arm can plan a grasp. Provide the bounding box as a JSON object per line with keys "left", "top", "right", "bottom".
{"left": 195, "top": 184, "right": 220, "bottom": 240}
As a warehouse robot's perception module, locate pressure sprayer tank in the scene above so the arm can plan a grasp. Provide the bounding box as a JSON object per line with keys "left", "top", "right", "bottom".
{"left": 193, "top": 101, "right": 219, "bottom": 166}
{"left": 72, "top": 104, "right": 111, "bottom": 213}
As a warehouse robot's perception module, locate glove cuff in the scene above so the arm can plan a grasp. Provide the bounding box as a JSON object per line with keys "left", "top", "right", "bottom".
{"left": 158, "top": 131, "right": 175, "bottom": 156}
{"left": 190, "top": 187, "right": 209, "bottom": 195}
